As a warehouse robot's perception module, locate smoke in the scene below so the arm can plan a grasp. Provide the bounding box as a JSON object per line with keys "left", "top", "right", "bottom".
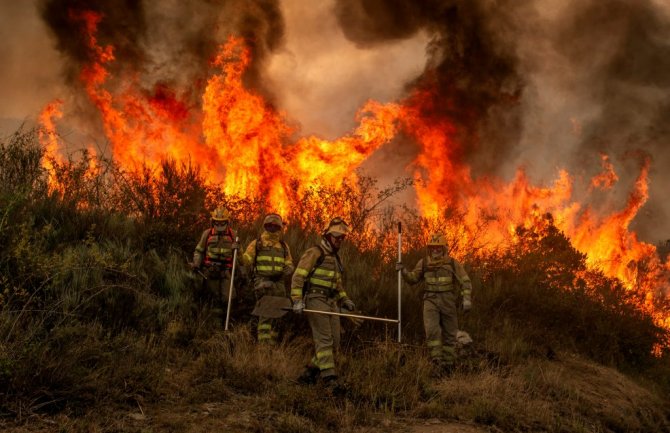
{"left": 264, "top": 0, "right": 429, "bottom": 138}
{"left": 334, "top": 0, "right": 530, "bottom": 177}
{"left": 5, "top": 0, "right": 670, "bottom": 240}
{"left": 0, "top": 1, "right": 65, "bottom": 123}
{"left": 333, "top": 0, "right": 670, "bottom": 240}
{"left": 521, "top": 0, "right": 670, "bottom": 240}
{"left": 38, "top": 0, "right": 285, "bottom": 106}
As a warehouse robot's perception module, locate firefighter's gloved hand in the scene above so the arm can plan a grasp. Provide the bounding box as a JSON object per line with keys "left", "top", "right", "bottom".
{"left": 283, "top": 265, "right": 295, "bottom": 277}
{"left": 231, "top": 241, "right": 240, "bottom": 251}
{"left": 292, "top": 300, "right": 305, "bottom": 314}
{"left": 341, "top": 299, "right": 356, "bottom": 312}
{"left": 462, "top": 298, "right": 472, "bottom": 312}
{"left": 395, "top": 262, "right": 404, "bottom": 271}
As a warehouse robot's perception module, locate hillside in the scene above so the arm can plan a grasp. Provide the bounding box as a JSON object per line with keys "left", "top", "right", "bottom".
{"left": 1, "top": 128, "right": 669, "bottom": 432}
{"left": 2, "top": 329, "right": 668, "bottom": 432}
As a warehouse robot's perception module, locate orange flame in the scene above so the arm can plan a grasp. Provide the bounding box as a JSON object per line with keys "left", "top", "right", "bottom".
{"left": 402, "top": 87, "right": 669, "bottom": 343}
{"left": 39, "top": 10, "right": 669, "bottom": 347}
{"left": 590, "top": 153, "right": 618, "bottom": 191}
{"left": 38, "top": 99, "right": 64, "bottom": 191}
{"left": 66, "top": 13, "right": 402, "bottom": 218}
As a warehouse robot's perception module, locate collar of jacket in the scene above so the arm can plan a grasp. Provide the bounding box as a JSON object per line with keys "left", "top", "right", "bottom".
{"left": 320, "top": 238, "right": 334, "bottom": 254}
{"left": 260, "top": 230, "right": 281, "bottom": 246}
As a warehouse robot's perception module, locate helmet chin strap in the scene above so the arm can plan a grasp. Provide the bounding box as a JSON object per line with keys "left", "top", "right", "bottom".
{"left": 324, "top": 235, "right": 339, "bottom": 252}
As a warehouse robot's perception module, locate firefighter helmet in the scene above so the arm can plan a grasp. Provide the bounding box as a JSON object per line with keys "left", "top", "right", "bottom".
{"left": 210, "top": 206, "right": 231, "bottom": 223}
{"left": 427, "top": 233, "right": 447, "bottom": 248}
{"left": 263, "top": 213, "right": 283, "bottom": 227}
{"left": 324, "top": 217, "right": 351, "bottom": 237}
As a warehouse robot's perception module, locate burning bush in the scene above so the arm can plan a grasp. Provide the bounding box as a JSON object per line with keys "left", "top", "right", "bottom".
{"left": 0, "top": 128, "right": 669, "bottom": 430}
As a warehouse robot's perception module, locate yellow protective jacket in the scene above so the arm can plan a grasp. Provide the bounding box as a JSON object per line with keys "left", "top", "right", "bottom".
{"left": 241, "top": 231, "right": 294, "bottom": 279}
{"left": 403, "top": 256, "right": 472, "bottom": 300}
{"left": 290, "top": 239, "right": 348, "bottom": 302}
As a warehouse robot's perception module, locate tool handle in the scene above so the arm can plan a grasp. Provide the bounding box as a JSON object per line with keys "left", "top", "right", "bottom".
{"left": 224, "top": 236, "right": 239, "bottom": 331}
{"left": 397, "top": 222, "right": 402, "bottom": 342}
{"left": 282, "top": 307, "right": 399, "bottom": 323}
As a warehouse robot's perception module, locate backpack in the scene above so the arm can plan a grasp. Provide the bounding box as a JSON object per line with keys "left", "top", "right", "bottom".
{"left": 304, "top": 245, "right": 344, "bottom": 290}
{"left": 422, "top": 256, "right": 464, "bottom": 286}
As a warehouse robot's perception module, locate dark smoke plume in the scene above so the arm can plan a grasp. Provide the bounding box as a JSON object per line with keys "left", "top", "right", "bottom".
{"left": 40, "top": 0, "right": 146, "bottom": 84}
{"left": 334, "top": 0, "right": 530, "bottom": 177}
{"left": 553, "top": 0, "right": 670, "bottom": 240}
{"left": 39, "top": 0, "right": 285, "bottom": 103}
{"left": 334, "top": 0, "right": 670, "bottom": 240}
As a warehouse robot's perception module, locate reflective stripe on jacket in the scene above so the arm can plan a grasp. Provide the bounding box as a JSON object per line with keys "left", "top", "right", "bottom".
{"left": 291, "top": 243, "right": 347, "bottom": 301}
{"left": 195, "top": 228, "right": 235, "bottom": 267}
{"left": 255, "top": 242, "right": 286, "bottom": 277}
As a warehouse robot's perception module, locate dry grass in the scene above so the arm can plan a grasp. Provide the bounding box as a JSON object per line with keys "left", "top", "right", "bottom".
{"left": 1, "top": 325, "right": 669, "bottom": 433}
{"left": 1, "top": 129, "right": 669, "bottom": 432}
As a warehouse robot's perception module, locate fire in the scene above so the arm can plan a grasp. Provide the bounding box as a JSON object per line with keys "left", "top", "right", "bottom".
{"left": 403, "top": 87, "right": 669, "bottom": 341}
{"left": 63, "top": 12, "right": 402, "bottom": 218}
{"left": 38, "top": 9, "right": 669, "bottom": 346}
{"left": 38, "top": 99, "right": 64, "bottom": 191}
{"left": 590, "top": 153, "right": 618, "bottom": 191}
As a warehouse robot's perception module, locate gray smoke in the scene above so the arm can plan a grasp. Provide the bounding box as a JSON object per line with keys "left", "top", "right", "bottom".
{"left": 333, "top": 0, "right": 670, "bottom": 241}
{"left": 4, "top": 0, "right": 670, "bottom": 241}
{"left": 334, "top": 0, "right": 531, "bottom": 177}
{"left": 38, "top": 0, "right": 285, "bottom": 105}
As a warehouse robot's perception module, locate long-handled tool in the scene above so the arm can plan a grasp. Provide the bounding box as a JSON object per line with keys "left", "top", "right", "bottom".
{"left": 251, "top": 295, "right": 398, "bottom": 323}
{"left": 224, "top": 236, "right": 239, "bottom": 331}
{"left": 397, "top": 222, "right": 402, "bottom": 342}
{"left": 292, "top": 308, "right": 398, "bottom": 323}
{"left": 188, "top": 262, "right": 207, "bottom": 280}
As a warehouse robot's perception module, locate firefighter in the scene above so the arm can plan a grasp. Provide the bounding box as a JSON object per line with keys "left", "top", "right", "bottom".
{"left": 396, "top": 233, "right": 472, "bottom": 375}
{"left": 242, "top": 213, "right": 295, "bottom": 343}
{"left": 192, "top": 206, "right": 239, "bottom": 323}
{"left": 291, "top": 217, "right": 356, "bottom": 385}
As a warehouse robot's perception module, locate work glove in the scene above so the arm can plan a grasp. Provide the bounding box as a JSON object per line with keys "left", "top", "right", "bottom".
{"left": 292, "top": 299, "right": 305, "bottom": 314}
{"left": 231, "top": 241, "right": 240, "bottom": 251}
{"left": 283, "top": 264, "right": 295, "bottom": 277}
{"left": 462, "top": 298, "right": 472, "bottom": 312}
{"left": 395, "top": 262, "right": 404, "bottom": 272}
{"left": 341, "top": 298, "right": 356, "bottom": 312}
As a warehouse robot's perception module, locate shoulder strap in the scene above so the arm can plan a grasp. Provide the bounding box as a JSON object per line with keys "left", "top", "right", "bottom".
{"left": 333, "top": 251, "right": 344, "bottom": 275}
{"left": 280, "top": 240, "right": 288, "bottom": 257}
{"left": 306, "top": 245, "right": 326, "bottom": 280}
{"left": 253, "top": 237, "right": 262, "bottom": 270}
{"left": 446, "top": 258, "right": 464, "bottom": 285}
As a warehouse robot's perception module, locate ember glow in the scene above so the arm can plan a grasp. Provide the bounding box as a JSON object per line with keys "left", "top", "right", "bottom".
{"left": 39, "top": 10, "right": 669, "bottom": 343}
{"left": 38, "top": 99, "right": 64, "bottom": 190}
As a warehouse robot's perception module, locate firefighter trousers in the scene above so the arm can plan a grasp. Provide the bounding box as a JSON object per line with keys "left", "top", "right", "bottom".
{"left": 305, "top": 293, "right": 341, "bottom": 378}
{"left": 423, "top": 291, "right": 458, "bottom": 365}
{"left": 256, "top": 278, "right": 286, "bottom": 343}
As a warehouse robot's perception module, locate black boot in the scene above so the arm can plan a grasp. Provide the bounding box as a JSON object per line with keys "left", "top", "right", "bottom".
{"left": 320, "top": 374, "right": 338, "bottom": 386}
{"left": 298, "top": 366, "right": 320, "bottom": 385}
{"left": 321, "top": 374, "right": 346, "bottom": 396}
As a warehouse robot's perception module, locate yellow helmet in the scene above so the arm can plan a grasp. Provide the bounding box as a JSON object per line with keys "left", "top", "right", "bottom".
{"left": 324, "top": 217, "right": 351, "bottom": 236}
{"left": 263, "top": 213, "right": 283, "bottom": 227}
{"left": 427, "top": 232, "right": 447, "bottom": 248}
{"left": 210, "top": 206, "right": 231, "bottom": 223}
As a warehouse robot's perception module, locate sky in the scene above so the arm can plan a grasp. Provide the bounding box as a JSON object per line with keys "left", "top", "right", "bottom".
{"left": 1, "top": 0, "right": 670, "bottom": 242}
